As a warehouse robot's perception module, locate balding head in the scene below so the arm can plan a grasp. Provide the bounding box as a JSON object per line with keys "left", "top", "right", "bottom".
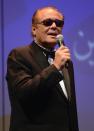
{"left": 32, "top": 6, "right": 64, "bottom": 26}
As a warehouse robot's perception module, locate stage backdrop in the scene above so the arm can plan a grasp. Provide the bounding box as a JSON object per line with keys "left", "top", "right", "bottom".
{"left": 0, "top": 0, "right": 94, "bottom": 131}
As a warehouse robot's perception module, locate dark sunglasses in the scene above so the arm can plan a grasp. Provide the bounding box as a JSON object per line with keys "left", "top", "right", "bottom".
{"left": 37, "top": 19, "right": 64, "bottom": 27}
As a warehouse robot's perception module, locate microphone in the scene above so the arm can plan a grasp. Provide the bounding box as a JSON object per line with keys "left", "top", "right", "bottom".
{"left": 56, "top": 34, "right": 64, "bottom": 46}
{"left": 56, "top": 34, "right": 69, "bottom": 68}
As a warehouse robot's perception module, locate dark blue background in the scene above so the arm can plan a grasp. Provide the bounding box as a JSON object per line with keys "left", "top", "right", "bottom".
{"left": 0, "top": 0, "right": 94, "bottom": 131}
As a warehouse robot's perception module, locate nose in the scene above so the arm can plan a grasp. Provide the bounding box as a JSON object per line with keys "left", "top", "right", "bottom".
{"left": 50, "top": 22, "right": 57, "bottom": 28}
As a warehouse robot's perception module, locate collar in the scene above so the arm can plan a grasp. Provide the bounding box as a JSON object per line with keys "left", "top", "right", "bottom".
{"left": 34, "top": 40, "right": 55, "bottom": 53}
{"left": 34, "top": 40, "right": 55, "bottom": 58}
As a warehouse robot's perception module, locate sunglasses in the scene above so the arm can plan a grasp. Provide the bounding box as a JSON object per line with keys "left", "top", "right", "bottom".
{"left": 37, "top": 19, "right": 64, "bottom": 27}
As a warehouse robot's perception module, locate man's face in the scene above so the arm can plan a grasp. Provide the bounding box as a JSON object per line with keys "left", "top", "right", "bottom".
{"left": 32, "top": 8, "right": 64, "bottom": 48}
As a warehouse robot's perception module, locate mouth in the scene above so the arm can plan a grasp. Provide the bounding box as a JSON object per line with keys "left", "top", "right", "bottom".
{"left": 48, "top": 32, "right": 58, "bottom": 38}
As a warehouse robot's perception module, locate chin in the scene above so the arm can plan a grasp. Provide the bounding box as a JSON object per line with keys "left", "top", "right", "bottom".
{"left": 47, "top": 41, "right": 56, "bottom": 48}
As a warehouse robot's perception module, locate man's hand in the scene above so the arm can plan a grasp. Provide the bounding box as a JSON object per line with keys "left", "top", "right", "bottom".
{"left": 53, "top": 45, "right": 71, "bottom": 70}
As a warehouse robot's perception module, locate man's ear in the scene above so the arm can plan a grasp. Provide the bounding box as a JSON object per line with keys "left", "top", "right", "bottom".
{"left": 32, "top": 26, "right": 36, "bottom": 37}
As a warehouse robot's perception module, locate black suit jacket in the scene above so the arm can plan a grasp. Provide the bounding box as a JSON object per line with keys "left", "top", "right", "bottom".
{"left": 6, "top": 41, "right": 79, "bottom": 131}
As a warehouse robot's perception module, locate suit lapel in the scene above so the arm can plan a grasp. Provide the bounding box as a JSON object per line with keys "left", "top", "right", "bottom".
{"left": 62, "top": 66, "right": 71, "bottom": 101}
{"left": 61, "top": 61, "right": 74, "bottom": 101}
{"left": 29, "top": 42, "right": 49, "bottom": 70}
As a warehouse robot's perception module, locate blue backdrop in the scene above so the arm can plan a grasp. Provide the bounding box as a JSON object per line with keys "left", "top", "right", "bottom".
{"left": 0, "top": 0, "right": 94, "bottom": 131}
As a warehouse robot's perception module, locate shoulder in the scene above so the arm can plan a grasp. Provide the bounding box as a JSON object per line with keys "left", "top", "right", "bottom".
{"left": 8, "top": 43, "right": 33, "bottom": 58}
{"left": 12, "top": 44, "right": 31, "bottom": 53}
{"left": 7, "top": 43, "right": 35, "bottom": 69}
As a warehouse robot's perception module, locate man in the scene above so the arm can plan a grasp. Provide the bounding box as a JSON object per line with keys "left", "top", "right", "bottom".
{"left": 6, "top": 6, "right": 79, "bottom": 131}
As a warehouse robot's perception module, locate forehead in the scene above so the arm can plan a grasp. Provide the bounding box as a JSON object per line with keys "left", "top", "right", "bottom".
{"left": 37, "top": 8, "right": 63, "bottom": 21}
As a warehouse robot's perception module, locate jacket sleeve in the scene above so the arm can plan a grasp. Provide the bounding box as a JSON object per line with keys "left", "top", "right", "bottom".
{"left": 6, "top": 49, "right": 62, "bottom": 102}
